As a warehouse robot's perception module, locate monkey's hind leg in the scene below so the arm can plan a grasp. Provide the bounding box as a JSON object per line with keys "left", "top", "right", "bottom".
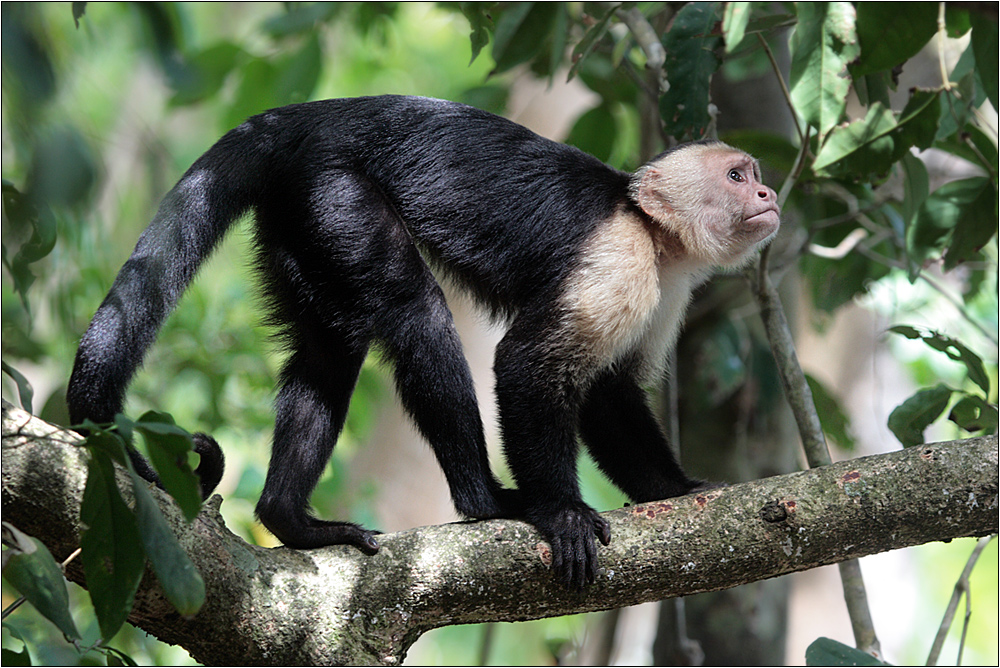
{"left": 255, "top": 331, "right": 379, "bottom": 553}
{"left": 374, "top": 281, "right": 517, "bottom": 522}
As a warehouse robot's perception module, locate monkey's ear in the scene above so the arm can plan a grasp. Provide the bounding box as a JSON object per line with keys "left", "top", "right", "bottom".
{"left": 633, "top": 167, "right": 673, "bottom": 222}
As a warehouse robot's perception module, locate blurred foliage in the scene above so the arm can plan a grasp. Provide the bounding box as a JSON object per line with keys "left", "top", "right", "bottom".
{"left": 1, "top": 1, "right": 997, "bottom": 666}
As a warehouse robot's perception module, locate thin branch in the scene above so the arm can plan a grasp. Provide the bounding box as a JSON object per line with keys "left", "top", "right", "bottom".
{"left": 748, "top": 261, "right": 882, "bottom": 656}
{"left": 614, "top": 5, "right": 668, "bottom": 95}
{"left": 926, "top": 536, "right": 995, "bottom": 666}
{"left": 758, "top": 32, "right": 804, "bottom": 147}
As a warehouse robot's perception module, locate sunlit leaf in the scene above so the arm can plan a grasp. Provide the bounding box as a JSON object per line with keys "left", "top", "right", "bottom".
{"left": 722, "top": 2, "right": 753, "bottom": 53}
{"left": 812, "top": 103, "right": 896, "bottom": 175}
{"left": 789, "top": 2, "right": 859, "bottom": 137}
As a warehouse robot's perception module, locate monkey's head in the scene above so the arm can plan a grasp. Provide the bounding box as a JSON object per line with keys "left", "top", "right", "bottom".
{"left": 629, "top": 140, "right": 780, "bottom": 268}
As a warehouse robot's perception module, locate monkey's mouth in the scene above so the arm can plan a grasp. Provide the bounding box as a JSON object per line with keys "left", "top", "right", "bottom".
{"left": 744, "top": 208, "right": 780, "bottom": 228}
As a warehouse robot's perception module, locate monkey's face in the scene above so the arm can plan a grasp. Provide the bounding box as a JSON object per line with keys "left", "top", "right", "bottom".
{"left": 631, "top": 142, "right": 780, "bottom": 268}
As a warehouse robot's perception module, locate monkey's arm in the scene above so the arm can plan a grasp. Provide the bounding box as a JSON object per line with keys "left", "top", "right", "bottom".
{"left": 579, "top": 367, "right": 702, "bottom": 502}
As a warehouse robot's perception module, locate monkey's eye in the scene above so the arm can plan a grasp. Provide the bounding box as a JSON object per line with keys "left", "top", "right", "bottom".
{"left": 728, "top": 168, "right": 744, "bottom": 183}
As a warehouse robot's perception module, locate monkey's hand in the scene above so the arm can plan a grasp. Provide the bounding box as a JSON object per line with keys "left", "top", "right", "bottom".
{"left": 531, "top": 503, "right": 611, "bottom": 590}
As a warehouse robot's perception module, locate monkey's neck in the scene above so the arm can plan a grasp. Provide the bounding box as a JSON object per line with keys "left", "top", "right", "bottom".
{"left": 629, "top": 202, "right": 686, "bottom": 263}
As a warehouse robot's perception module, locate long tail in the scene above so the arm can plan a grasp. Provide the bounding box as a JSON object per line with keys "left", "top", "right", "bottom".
{"left": 68, "top": 119, "right": 271, "bottom": 492}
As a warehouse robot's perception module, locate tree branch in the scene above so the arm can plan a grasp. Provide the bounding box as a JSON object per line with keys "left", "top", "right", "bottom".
{"left": 3, "top": 402, "right": 997, "bottom": 665}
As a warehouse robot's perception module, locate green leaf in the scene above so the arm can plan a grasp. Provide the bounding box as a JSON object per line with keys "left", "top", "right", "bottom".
{"left": 567, "top": 4, "right": 615, "bottom": 82}
{"left": 812, "top": 102, "right": 896, "bottom": 175}
{"left": 722, "top": 2, "right": 753, "bottom": 53}
{"left": 127, "top": 468, "right": 205, "bottom": 616}
{"left": 806, "top": 637, "right": 889, "bottom": 666}
{"left": 851, "top": 3, "right": 938, "bottom": 78}
{"left": 491, "top": 3, "right": 558, "bottom": 75}
{"left": 460, "top": 3, "right": 494, "bottom": 64}
{"left": 1, "top": 524, "right": 81, "bottom": 641}
{"left": 168, "top": 42, "right": 243, "bottom": 106}
{"left": 1, "top": 361, "right": 34, "bottom": 413}
{"left": 805, "top": 374, "right": 856, "bottom": 450}
{"left": 887, "top": 383, "right": 954, "bottom": 447}
{"left": 949, "top": 395, "right": 999, "bottom": 433}
{"left": 900, "top": 151, "right": 929, "bottom": 226}
{"left": 260, "top": 2, "right": 340, "bottom": 37}
{"left": 888, "top": 325, "right": 991, "bottom": 395}
{"left": 971, "top": 20, "right": 998, "bottom": 109}
{"left": 659, "top": 2, "right": 723, "bottom": 140}
{"left": 789, "top": 2, "right": 859, "bottom": 137}
{"left": 80, "top": 449, "right": 145, "bottom": 640}
{"left": 134, "top": 411, "right": 202, "bottom": 521}
{"left": 908, "top": 177, "right": 996, "bottom": 273}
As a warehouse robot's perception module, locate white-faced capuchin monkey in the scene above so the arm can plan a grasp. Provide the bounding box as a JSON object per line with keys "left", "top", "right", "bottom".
{"left": 68, "top": 95, "right": 779, "bottom": 589}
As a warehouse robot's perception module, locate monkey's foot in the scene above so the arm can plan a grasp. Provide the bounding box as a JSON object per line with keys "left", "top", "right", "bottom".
{"left": 530, "top": 502, "right": 611, "bottom": 590}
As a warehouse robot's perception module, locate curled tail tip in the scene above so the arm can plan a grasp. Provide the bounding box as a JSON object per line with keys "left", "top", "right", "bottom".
{"left": 193, "top": 432, "right": 225, "bottom": 499}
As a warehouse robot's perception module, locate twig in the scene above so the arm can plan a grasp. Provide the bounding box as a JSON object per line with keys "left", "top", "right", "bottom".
{"left": 926, "top": 536, "right": 994, "bottom": 666}
{"left": 758, "top": 32, "right": 804, "bottom": 147}
{"left": 748, "top": 259, "right": 882, "bottom": 656}
{"left": 614, "top": 5, "right": 669, "bottom": 95}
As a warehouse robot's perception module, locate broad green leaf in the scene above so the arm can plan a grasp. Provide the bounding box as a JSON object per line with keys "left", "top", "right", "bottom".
{"left": 127, "top": 468, "right": 205, "bottom": 616}
{"left": 887, "top": 383, "right": 954, "bottom": 447}
{"left": 909, "top": 177, "right": 995, "bottom": 273}
{"left": 971, "top": 20, "right": 999, "bottom": 109}
{"left": 812, "top": 89, "right": 937, "bottom": 177}
{"left": 889, "top": 325, "right": 991, "bottom": 395}
{"left": 789, "top": 2, "right": 859, "bottom": 138}
{"left": 805, "top": 374, "right": 856, "bottom": 450}
{"left": 949, "top": 395, "right": 999, "bottom": 433}
{"left": 1, "top": 524, "right": 81, "bottom": 640}
{"left": 812, "top": 103, "right": 896, "bottom": 175}
{"left": 852, "top": 3, "right": 938, "bottom": 78}
{"left": 722, "top": 2, "right": 753, "bottom": 53}
{"left": 806, "top": 637, "right": 889, "bottom": 666}
{"left": 80, "top": 451, "right": 145, "bottom": 640}
{"left": 659, "top": 2, "right": 723, "bottom": 140}
{"left": 135, "top": 411, "right": 202, "bottom": 521}
{"left": 565, "top": 105, "right": 616, "bottom": 162}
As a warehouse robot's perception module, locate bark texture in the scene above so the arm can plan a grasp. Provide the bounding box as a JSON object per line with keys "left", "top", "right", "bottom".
{"left": 3, "top": 401, "right": 996, "bottom": 665}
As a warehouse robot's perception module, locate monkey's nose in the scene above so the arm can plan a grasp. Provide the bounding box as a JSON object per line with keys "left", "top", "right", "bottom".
{"left": 757, "top": 187, "right": 776, "bottom": 201}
